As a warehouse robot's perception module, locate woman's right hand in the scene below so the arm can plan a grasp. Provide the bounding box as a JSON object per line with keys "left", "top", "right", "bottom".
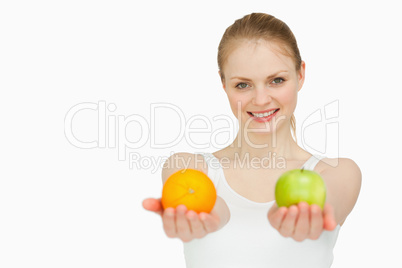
{"left": 143, "top": 198, "right": 224, "bottom": 242}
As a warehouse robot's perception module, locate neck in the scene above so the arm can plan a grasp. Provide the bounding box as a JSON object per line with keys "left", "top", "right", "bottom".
{"left": 229, "top": 124, "right": 299, "bottom": 160}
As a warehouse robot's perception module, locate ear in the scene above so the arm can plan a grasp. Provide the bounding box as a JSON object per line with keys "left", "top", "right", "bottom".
{"left": 218, "top": 70, "right": 226, "bottom": 90}
{"left": 297, "top": 61, "right": 306, "bottom": 92}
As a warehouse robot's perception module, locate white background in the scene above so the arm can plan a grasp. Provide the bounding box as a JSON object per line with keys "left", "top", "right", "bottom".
{"left": 1, "top": 1, "right": 401, "bottom": 267}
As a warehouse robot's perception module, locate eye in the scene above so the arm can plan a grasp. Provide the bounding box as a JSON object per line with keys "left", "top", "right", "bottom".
{"left": 236, "top": 82, "right": 249, "bottom": 89}
{"left": 272, "top": 77, "right": 285, "bottom": 84}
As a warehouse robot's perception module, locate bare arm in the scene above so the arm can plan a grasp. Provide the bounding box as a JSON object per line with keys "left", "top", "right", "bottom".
{"left": 320, "top": 158, "right": 362, "bottom": 226}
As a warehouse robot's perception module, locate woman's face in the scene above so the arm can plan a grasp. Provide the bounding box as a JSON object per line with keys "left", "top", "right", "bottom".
{"left": 221, "top": 39, "right": 305, "bottom": 135}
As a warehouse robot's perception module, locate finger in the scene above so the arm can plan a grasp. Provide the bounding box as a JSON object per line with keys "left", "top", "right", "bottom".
{"left": 309, "top": 204, "right": 324, "bottom": 240}
{"left": 175, "top": 205, "right": 192, "bottom": 242}
{"left": 200, "top": 212, "right": 220, "bottom": 233}
{"left": 142, "top": 198, "right": 163, "bottom": 215}
{"left": 293, "top": 202, "right": 310, "bottom": 242}
{"left": 323, "top": 203, "right": 337, "bottom": 231}
{"left": 279, "top": 205, "right": 298, "bottom": 237}
{"left": 187, "top": 210, "right": 206, "bottom": 239}
{"left": 267, "top": 202, "right": 279, "bottom": 220}
{"left": 162, "top": 207, "right": 177, "bottom": 238}
{"left": 268, "top": 204, "right": 287, "bottom": 230}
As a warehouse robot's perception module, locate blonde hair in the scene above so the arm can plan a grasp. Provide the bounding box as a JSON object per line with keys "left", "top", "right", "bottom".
{"left": 218, "top": 13, "right": 301, "bottom": 143}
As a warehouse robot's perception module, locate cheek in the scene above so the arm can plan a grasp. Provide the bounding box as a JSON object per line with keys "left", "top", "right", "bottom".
{"left": 226, "top": 92, "right": 253, "bottom": 119}
{"left": 227, "top": 91, "right": 244, "bottom": 110}
{"left": 277, "top": 86, "right": 298, "bottom": 107}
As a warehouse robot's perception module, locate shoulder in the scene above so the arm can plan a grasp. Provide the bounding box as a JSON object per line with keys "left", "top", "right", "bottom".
{"left": 318, "top": 157, "right": 362, "bottom": 180}
{"left": 317, "top": 157, "right": 362, "bottom": 224}
{"left": 161, "top": 152, "right": 208, "bottom": 184}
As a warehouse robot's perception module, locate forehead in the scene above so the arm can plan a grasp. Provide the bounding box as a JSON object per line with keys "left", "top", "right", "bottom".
{"left": 224, "top": 40, "right": 295, "bottom": 78}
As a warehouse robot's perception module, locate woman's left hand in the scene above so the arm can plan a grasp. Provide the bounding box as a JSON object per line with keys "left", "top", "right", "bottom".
{"left": 267, "top": 202, "right": 337, "bottom": 242}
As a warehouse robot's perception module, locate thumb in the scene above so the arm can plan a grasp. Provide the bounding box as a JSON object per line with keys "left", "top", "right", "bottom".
{"left": 323, "top": 203, "right": 337, "bottom": 231}
{"left": 142, "top": 198, "right": 163, "bottom": 216}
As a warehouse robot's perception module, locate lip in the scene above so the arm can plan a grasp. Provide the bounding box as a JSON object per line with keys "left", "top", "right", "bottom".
{"left": 248, "top": 108, "right": 278, "bottom": 114}
{"left": 248, "top": 108, "right": 279, "bottom": 123}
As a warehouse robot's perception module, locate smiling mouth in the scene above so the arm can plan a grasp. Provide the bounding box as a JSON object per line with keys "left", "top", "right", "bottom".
{"left": 247, "top": 108, "right": 279, "bottom": 118}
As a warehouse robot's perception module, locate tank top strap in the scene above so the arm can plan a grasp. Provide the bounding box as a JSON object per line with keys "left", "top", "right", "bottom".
{"left": 301, "top": 154, "right": 326, "bottom": 171}
{"left": 198, "top": 152, "right": 222, "bottom": 186}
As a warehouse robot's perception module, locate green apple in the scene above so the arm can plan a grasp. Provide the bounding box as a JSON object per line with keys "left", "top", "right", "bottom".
{"left": 275, "top": 168, "right": 326, "bottom": 209}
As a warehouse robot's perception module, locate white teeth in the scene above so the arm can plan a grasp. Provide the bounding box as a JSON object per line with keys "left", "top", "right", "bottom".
{"left": 251, "top": 109, "right": 277, "bottom": 117}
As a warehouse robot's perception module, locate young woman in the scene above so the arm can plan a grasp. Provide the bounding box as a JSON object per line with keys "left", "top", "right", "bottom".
{"left": 143, "top": 13, "right": 361, "bottom": 268}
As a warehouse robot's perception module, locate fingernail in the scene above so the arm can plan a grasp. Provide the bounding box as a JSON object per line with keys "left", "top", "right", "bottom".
{"left": 199, "top": 213, "right": 207, "bottom": 221}
{"left": 178, "top": 205, "right": 188, "bottom": 212}
{"left": 311, "top": 207, "right": 318, "bottom": 214}
{"left": 186, "top": 211, "right": 196, "bottom": 220}
{"left": 310, "top": 208, "right": 316, "bottom": 215}
{"left": 165, "top": 208, "right": 174, "bottom": 216}
{"left": 289, "top": 207, "right": 298, "bottom": 216}
{"left": 302, "top": 205, "right": 309, "bottom": 213}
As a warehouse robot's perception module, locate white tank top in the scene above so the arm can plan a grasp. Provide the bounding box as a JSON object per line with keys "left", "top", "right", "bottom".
{"left": 183, "top": 153, "right": 340, "bottom": 268}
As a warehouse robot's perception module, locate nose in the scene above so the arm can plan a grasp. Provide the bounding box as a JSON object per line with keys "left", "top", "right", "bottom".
{"left": 251, "top": 86, "right": 273, "bottom": 106}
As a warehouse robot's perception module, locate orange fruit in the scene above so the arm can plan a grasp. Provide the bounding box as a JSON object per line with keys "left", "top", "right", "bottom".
{"left": 161, "top": 168, "right": 217, "bottom": 213}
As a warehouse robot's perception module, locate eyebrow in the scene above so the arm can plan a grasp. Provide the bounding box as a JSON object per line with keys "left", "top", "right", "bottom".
{"left": 230, "top": 70, "right": 289, "bottom": 81}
